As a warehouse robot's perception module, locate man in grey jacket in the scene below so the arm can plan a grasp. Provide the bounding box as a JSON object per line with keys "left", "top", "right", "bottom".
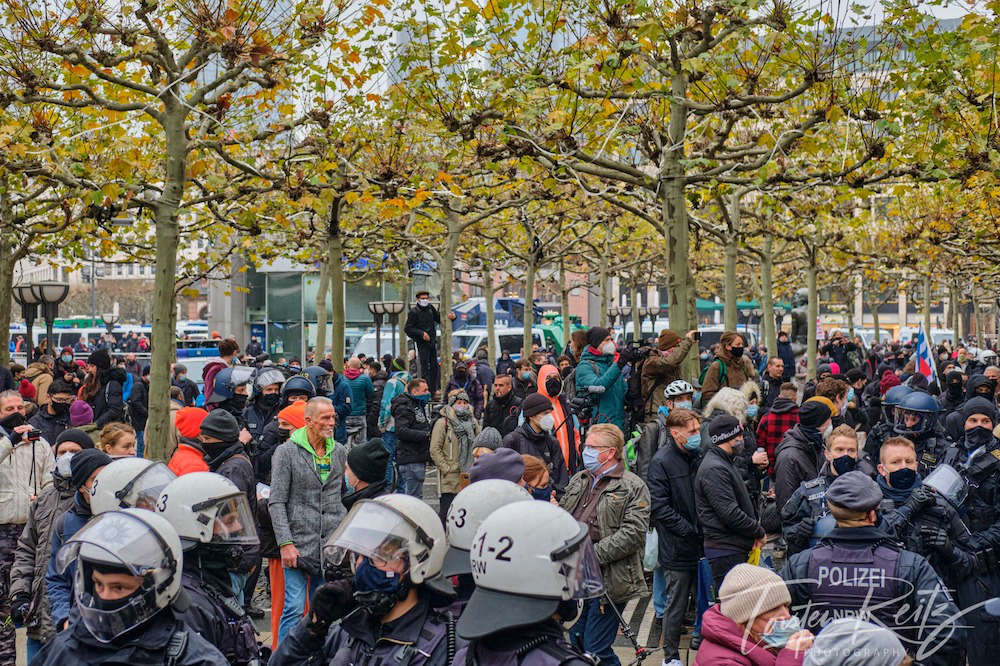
{"left": 268, "top": 397, "right": 348, "bottom": 645}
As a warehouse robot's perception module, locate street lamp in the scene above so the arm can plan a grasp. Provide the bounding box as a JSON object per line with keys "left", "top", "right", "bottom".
{"left": 30, "top": 281, "right": 69, "bottom": 358}
{"left": 368, "top": 301, "right": 387, "bottom": 360}
{"left": 383, "top": 301, "right": 405, "bottom": 358}
{"left": 646, "top": 305, "right": 662, "bottom": 328}
{"left": 608, "top": 306, "right": 620, "bottom": 328}
{"left": 751, "top": 307, "right": 764, "bottom": 340}
{"left": 12, "top": 284, "right": 40, "bottom": 364}
{"left": 619, "top": 305, "right": 632, "bottom": 332}
{"left": 101, "top": 313, "right": 119, "bottom": 334}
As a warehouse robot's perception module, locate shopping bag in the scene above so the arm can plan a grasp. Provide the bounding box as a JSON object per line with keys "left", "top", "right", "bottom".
{"left": 642, "top": 529, "right": 658, "bottom": 572}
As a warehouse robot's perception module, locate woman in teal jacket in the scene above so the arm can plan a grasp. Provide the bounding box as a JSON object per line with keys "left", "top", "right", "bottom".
{"left": 575, "top": 327, "right": 630, "bottom": 430}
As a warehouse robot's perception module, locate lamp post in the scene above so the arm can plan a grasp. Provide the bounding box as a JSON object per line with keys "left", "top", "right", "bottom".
{"left": 608, "top": 306, "right": 620, "bottom": 328}
{"left": 383, "top": 301, "right": 405, "bottom": 358}
{"left": 101, "top": 313, "right": 119, "bottom": 334}
{"left": 368, "top": 301, "right": 387, "bottom": 360}
{"left": 752, "top": 307, "right": 764, "bottom": 341}
{"left": 12, "top": 284, "right": 40, "bottom": 364}
{"left": 620, "top": 305, "right": 632, "bottom": 340}
{"left": 30, "top": 281, "right": 69, "bottom": 358}
{"left": 646, "top": 305, "right": 661, "bottom": 329}
{"left": 636, "top": 306, "right": 648, "bottom": 342}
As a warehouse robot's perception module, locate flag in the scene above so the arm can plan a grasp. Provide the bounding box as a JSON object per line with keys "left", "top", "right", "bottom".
{"left": 915, "top": 323, "right": 936, "bottom": 381}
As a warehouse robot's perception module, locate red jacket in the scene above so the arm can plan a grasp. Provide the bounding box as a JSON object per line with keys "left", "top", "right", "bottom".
{"left": 168, "top": 442, "right": 210, "bottom": 476}
{"left": 755, "top": 398, "right": 799, "bottom": 479}
{"left": 694, "top": 605, "right": 806, "bottom": 666}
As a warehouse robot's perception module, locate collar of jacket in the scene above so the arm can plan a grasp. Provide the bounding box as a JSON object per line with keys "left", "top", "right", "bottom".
{"left": 340, "top": 593, "right": 432, "bottom": 648}
{"left": 706, "top": 443, "right": 736, "bottom": 463}
{"left": 290, "top": 425, "right": 335, "bottom": 457}
{"left": 769, "top": 397, "right": 798, "bottom": 414}
{"left": 203, "top": 442, "right": 245, "bottom": 470}
{"left": 822, "top": 524, "right": 893, "bottom": 545}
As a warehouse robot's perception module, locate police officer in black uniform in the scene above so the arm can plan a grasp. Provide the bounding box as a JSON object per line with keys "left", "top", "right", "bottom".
{"left": 781, "top": 471, "right": 964, "bottom": 665}
{"left": 156, "top": 472, "right": 263, "bottom": 666}
{"left": 938, "top": 396, "right": 1000, "bottom": 666}
{"left": 243, "top": 368, "right": 285, "bottom": 446}
{"left": 865, "top": 385, "right": 911, "bottom": 464}
{"left": 892, "top": 390, "right": 950, "bottom": 476}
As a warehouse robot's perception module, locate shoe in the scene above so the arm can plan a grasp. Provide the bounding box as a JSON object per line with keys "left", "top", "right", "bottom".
{"left": 663, "top": 660, "right": 683, "bottom": 666}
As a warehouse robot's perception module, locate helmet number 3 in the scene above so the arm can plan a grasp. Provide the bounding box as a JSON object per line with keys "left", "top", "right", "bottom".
{"left": 156, "top": 493, "right": 168, "bottom": 512}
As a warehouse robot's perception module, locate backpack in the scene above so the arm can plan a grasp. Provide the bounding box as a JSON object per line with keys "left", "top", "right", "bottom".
{"left": 698, "top": 358, "right": 728, "bottom": 388}
{"left": 625, "top": 354, "right": 652, "bottom": 423}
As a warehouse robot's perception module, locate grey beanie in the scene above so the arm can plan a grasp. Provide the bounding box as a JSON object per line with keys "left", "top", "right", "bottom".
{"left": 473, "top": 427, "right": 502, "bottom": 451}
{"left": 803, "top": 618, "right": 905, "bottom": 666}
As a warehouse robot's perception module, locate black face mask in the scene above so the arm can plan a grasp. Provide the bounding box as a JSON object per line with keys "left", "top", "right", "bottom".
{"left": 560, "top": 365, "right": 573, "bottom": 379}
{"left": 454, "top": 370, "right": 468, "bottom": 382}
{"left": 258, "top": 393, "right": 281, "bottom": 410}
{"left": 545, "top": 376, "right": 562, "bottom": 397}
{"left": 224, "top": 395, "right": 247, "bottom": 412}
{"left": 277, "top": 427, "right": 291, "bottom": 441}
{"left": 729, "top": 346, "right": 745, "bottom": 359}
{"left": 831, "top": 454, "right": 857, "bottom": 476}
{"left": 51, "top": 401, "right": 71, "bottom": 417}
{"left": 532, "top": 363, "right": 544, "bottom": 374}
{"left": 0, "top": 412, "right": 26, "bottom": 431}
{"left": 965, "top": 426, "right": 994, "bottom": 449}
{"left": 888, "top": 467, "right": 918, "bottom": 489}
{"left": 948, "top": 383, "right": 964, "bottom": 398}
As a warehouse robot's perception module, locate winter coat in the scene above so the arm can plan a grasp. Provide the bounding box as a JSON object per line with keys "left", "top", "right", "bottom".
{"left": 693, "top": 605, "right": 806, "bottom": 666}
{"left": 24, "top": 362, "right": 53, "bottom": 407}
{"left": 0, "top": 432, "right": 53, "bottom": 525}
{"left": 128, "top": 377, "right": 149, "bottom": 431}
{"left": 482, "top": 392, "right": 521, "bottom": 436}
{"left": 377, "top": 372, "right": 409, "bottom": 432}
{"left": 404, "top": 303, "right": 441, "bottom": 344}
{"left": 560, "top": 466, "right": 650, "bottom": 604}
{"left": 776, "top": 341, "right": 796, "bottom": 381}
{"left": 9, "top": 483, "right": 74, "bottom": 642}
{"left": 635, "top": 412, "right": 669, "bottom": 484}
{"left": 391, "top": 393, "right": 433, "bottom": 465}
{"left": 92, "top": 367, "right": 127, "bottom": 427}
{"left": 173, "top": 376, "right": 201, "bottom": 406}
{"left": 45, "top": 494, "right": 91, "bottom": 628}
{"left": 168, "top": 440, "right": 210, "bottom": 476}
{"left": 429, "top": 407, "right": 480, "bottom": 494}
{"left": 755, "top": 398, "right": 799, "bottom": 479}
{"left": 774, "top": 425, "right": 825, "bottom": 512}
{"left": 268, "top": 429, "right": 347, "bottom": 576}
{"left": 252, "top": 419, "right": 286, "bottom": 483}
{"left": 695, "top": 445, "right": 763, "bottom": 554}
{"left": 243, "top": 398, "right": 279, "bottom": 445}
{"left": 205, "top": 443, "right": 258, "bottom": 571}
{"left": 574, "top": 348, "right": 627, "bottom": 430}
{"left": 343, "top": 371, "right": 373, "bottom": 417}
{"left": 502, "top": 422, "right": 569, "bottom": 494}
{"left": 648, "top": 438, "right": 702, "bottom": 570}
{"left": 367, "top": 370, "right": 389, "bottom": 435}
{"left": 701, "top": 347, "right": 757, "bottom": 405}
{"left": 759, "top": 374, "right": 784, "bottom": 414}
{"left": 178, "top": 570, "right": 260, "bottom": 665}
{"left": 641, "top": 338, "right": 695, "bottom": 420}
{"left": 28, "top": 407, "right": 69, "bottom": 448}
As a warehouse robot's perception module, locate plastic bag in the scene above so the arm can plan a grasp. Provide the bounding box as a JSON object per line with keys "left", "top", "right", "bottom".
{"left": 643, "top": 529, "right": 658, "bottom": 572}
{"left": 746, "top": 547, "right": 761, "bottom": 566}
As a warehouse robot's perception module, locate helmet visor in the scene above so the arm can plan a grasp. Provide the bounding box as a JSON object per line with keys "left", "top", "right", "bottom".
{"left": 551, "top": 527, "right": 605, "bottom": 600}
{"left": 893, "top": 408, "right": 932, "bottom": 437}
{"left": 76, "top": 580, "right": 160, "bottom": 643}
{"left": 254, "top": 369, "right": 285, "bottom": 390}
{"left": 121, "top": 463, "right": 177, "bottom": 511}
{"left": 229, "top": 366, "right": 255, "bottom": 387}
{"left": 202, "top": 493, "right": 259, "bottom": 545}
{"left": 923, "top": 464, "right": 968, "bottom": 508}
{"left": 56, "top": 511, "right": 172, "bottom": 576}
{"left": 324, "top": 500, "right": 416, "bottom": 568}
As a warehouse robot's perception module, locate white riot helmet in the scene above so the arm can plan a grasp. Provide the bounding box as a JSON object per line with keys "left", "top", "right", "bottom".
{"left": 457, "top": 501, "right": 604, "bottom": 639}
{"left": 665, "top": 380, "right": 695, "bottom": 398}
{"left": 55, "top": 508, "right": 183, "bottom": 643}
{"left": 90, "top": 458, "right": 177, "bottom": 515}
{"left": 155, "top": 472, "right": 258, "bottom": 549}
{"left": 324, "top": 493, "right": 446, "bottom": 585}
{"left": 442, "top": 479, "right": 532, "bottom": 576}
{"left": 52, "top": 451, "right": 76, "bottom": 494}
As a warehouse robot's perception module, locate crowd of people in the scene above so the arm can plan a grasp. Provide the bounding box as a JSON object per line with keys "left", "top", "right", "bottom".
{"left": 1, "top": 304, "right": 998, "bottom": 666}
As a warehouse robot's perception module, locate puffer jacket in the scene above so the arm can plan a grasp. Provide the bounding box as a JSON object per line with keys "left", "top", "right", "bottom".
{"left": 28, "top": 407, "right": 69, "bottom": 448}
{"left": 392, "top": 393, "right": 433, "bottom": 465}
{"left": 0, "top": 433, "right": 54, "bottom": 525}
{"left": 695, "top": 445, "right": 763, "bottom": 554}
{"left": 559, "top": 466, "right": 650, "bottom": 604}
{"left": 574, "top": 348, "right": 627, "bottom": 430}
{"left": 693, "top": 605, "right": 806, "bottom": 666}
{"left": 700, "top": 347, "right": 756, "bottom": 405}
{"left": 9, "top": 482, "right": 74, "bottom": 642}
{"left": 24, "top": 362, "right": 53, "bottom": 406}
{"left": 648, "top": 438, "right": 702, "bottom": 570}
{"left": 429, "top": 406, "right": 480, "bottom": 494}
{"left": 641, "top": 337, "right": 695, "bottom": 420}
{"left": 268, "top": 428, "right": 347, "bottom": 576}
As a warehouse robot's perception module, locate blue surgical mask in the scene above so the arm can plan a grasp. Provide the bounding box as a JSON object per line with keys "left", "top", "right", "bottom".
{"left": 675, "top": 400, "right": 692, "bottom": 410}
{"left": 746, "top": 404, "right": 759, "bottom": 419}
{"left": 658, "top": 405, "right": 670, "bottom": 418}
{"left": 582, "top": 446, "right": 603, "bottom": 474}
{"left": 353, "top": 557, "right": 400, "bottom": 594}
{"left": 682, "top": 432, "right": 701, "bottom": 451}
{"left": 61, "top": 354, "right": 73, "bottom": 364}
{"left": 693, "top": 391, "right": 702, "bottom": 405}
{"left": 761, "top": 616, "right": 801, "bottom": 648}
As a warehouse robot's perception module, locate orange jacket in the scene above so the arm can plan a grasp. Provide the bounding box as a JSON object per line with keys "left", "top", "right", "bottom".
{"left": 168, "top": 442, "right": 209, "bottom": 476}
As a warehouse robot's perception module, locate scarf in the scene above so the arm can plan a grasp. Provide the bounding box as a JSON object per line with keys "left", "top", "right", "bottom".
{"left": 203, "top": 441, "right": 245, "bottom": 470}
{"left": 799, "top": 424, "right": 825, "bottom": 450}
{"left": 445, "top": 406, "right": 477, "bottom": 472}
{"left": 344, "top": 367, "right": 362, "bottom": 380}
{"left": 876, "top": 474, "right": 920, "bottom": 504}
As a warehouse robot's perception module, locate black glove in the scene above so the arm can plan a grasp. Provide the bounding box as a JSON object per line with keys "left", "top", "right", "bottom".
{"left": 920, "top": 526, "right": 951, "bottom": 554}
{"left": 616, "top": 346, "right": 634, "bottom": 368}
{"left": 9, "top": 593, "right": 30, "bottom": 625}
{"left": 307, "top": 579, "right": 356, "bottom": 636}
{"left": 904, "top": 485, "right": 936, "bottom": 514}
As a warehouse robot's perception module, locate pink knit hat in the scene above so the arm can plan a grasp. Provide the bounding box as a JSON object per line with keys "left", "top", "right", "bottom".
{"left": 69, "top": 400, "right": 94, "bottom": 427}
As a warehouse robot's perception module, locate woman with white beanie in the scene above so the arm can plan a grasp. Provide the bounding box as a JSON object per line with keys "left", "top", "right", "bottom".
{"left": 694, "top": 563, "right": 813, "bottom": 665}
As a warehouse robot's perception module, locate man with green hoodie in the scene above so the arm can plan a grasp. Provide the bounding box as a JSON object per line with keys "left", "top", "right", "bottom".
{"left": 575, "top": 326, "right": 632, "bottom": 430}
{"left": 268, "top": 396, "right": 348, "bottom": 643}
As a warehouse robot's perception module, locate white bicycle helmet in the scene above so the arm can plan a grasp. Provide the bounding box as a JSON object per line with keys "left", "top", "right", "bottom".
{"left": 90, "top": 458, "right": 177, "bottom": 515}
{"left": 665, "top": 380, "right": 695, "bottom": 398}
{"left": 155, "top": 472, "right": 258, "bottom": 549}
{"left": 442, "top": 479, "right": 532, "bottom": 576}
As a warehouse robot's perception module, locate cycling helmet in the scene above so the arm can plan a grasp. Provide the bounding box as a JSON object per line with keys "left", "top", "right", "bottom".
{"left": 893, "top": 390, "right": 939, "bottom": 438}
{"left": 207, "top": 366, "right": 254, "bottom": 403}
{"left": 665, "top": 380, "right": 695, "bottom": 398}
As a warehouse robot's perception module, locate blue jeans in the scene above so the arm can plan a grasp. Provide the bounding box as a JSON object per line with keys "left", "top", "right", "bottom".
{"left": 278, "top": 567, "right": 321, "bottom": 644}
{"left": 398, "top": 462, "right": 425, "bottom": 499}
{"left": 569, "top": 597, "right": 622, "bottom": 666}
{"left": 136, "top": 430, "right": 145, "bottom": 458}
{"left": 230, "top": 571, "right": 249, "bottom": 606}
{"left": 381, "top": 431, "right": 397, "bottom": 488}
{"left": 27, "top": 637, "right": 43, "bottom": 662}
{"left": 652, "top": 566, "right": 668, "bottom": 618}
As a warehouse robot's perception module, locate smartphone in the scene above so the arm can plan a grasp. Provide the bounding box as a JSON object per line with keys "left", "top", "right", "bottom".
{"left": 693, "top": 331, "right": 701, "bottom": 341}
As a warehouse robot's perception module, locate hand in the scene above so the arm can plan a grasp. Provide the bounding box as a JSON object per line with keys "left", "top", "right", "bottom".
{"left": 784, "top": 630, "right": 814, "bottom": 653}
{"left": 905, "top": 485, "right": 936, "bottom": 513}
{"left": 280, "top": 543, "right": 299, "bottom": 569}
{"left": 686, "top": 330, "right": 698, "bottom": 340}
{"left": 239, "top": 428, "right": 252, "bottom": 445}
{"left": 12, "top": 424, "right": 33, "bottom": 435}
{"left": 616, "top": 346, "right": 634, "bottom": 368}
{"left": 752, "top": 450, "right": 768, "bottom": 467}
{"left": 753, "top": 535, "right": 767, "bottom": 550}
{"left": 422, "top": 332, "right": 430, "bottom": 341}
{"left": 920, "top": 526, "right": 951, "bottom": 554}
{"left": 447, "top": 312, "right": 456, "bottom": 321}
{"left": 549, "top": 490, "right": 559, "bottom": 505}
{"left": 9, "top": 593, "right": 30, "bottom": 625}
{"left": 308, "top": 579, "right": 357, "bottom": 635}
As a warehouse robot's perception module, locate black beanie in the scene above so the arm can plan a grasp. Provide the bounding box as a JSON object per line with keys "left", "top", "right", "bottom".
{"left": 199, "top": 409, "right": 240, "bottom": 442}
{"left": 708, "top": 415, "right": 742, "bottom": 446}
{"left": 70, "top": 448, "right": 112, "bottom": 489}
{"left": 347, "top": 438, "right": 390, "bottom": 484}
{"left": 521, "top": 392, "right": 553, "bottom": 418}
{"left": 799, "top": 400, "right": 833, "bottom": 428}
{"left": 586, "top": 327, "right": 610, "bottom": 350}
{"left": 87, "top": 349, "right": 111, "bottom": 371}
{"left": 961, "top": 396, "right": 997, "bottom": 425}
{"left": 56, "top": 428, "right": 96, "bottom": 452}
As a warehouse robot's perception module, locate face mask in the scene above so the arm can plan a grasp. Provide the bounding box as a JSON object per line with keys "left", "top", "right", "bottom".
{"left": 277, "top": 427, "right": 291, "bottom": 440}
{"left": 582, "top": 446, "right": 604, "bottom": 474}
{"left": 417, "top": 298, "right": 430, "bottom": 307}
{"left": 682, "top": 432, "right": 701, "bottom": 451}
{"left": 948, "top": 383, "right": 963, "bottom": 397}
{"left": 176, "top": 373, "right": 186, "bottom": 382}
{"left": 226, "top": 394, "right": 248, "bottom": 412}
{"left": 52, "top": 401, "right": 71, "bottom": 417}
{"left": 259, "top": 393, "right": 281, "bottom": 410}
{"left": 560, "top": 366, "right": 573, "bottom": 379}
{"left": 693, "top": 391, "right": 702, "bottom": 405}
{"left": 729, "top": 438, "right": 745, "bottom": 455}
{"left": 761, "top": 616, "right": 801, "bottom": 648}
{"left": 538, "top": 413, "right": 556, "bottom": 432}
{"left": 729, "top": 346, "right": 744, "bottom": 359}
{"left": 411, "top": 392, "right": 430, "bottom": 404}
{"left": 965, "top": 425, "right": 993, "bottom": 449}
{"left": 888, "top": 467, "right": 918, "bottom": 489}
{"left": 822, "top": 423, "right": 833, "bottom": 439}
{"left": 529, "top": 484, "right": 552, "bottom": 501}
{"left": 745, "top": 404, "right": 759, "bottom": 419}
{"left": 61, "top": 355, "right": 73, "bottom": 364}
{"left": 847, "top": 387, "right": 855, "bottom": 403}
{"left": 0, "top": 412, "right": 26, "bottom": 431}
{"left": 520, "top": 371, "right": 533, "bottom": 380}
{"left": 453, "top": 405, "right": 471, "bottom": 417}
{"left": 700, "top": 352, "right": 709, "bottom": 360}
{"left": 675, "top": 400, "right": 693, "bottom": 410}
{"left": 601, "top": 342, "right": 616, "bottom": 355}
{"left": 353, "top": 556, "right": 401, "bottom": 595}
{"left": 831, "top": 454, "right": 856, "bottom": 475}
{"left": 545, "top": 377, "right": 562, "bottom": 397}
{"left": 454, "top": 370, "right": 467, "bottom": 381}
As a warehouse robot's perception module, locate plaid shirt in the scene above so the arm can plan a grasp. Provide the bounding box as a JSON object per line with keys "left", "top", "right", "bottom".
{"left": 755, "top": 404, "right": 799, "bottom": 478}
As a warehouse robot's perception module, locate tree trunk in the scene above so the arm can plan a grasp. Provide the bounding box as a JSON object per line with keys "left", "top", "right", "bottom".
{"left": 923, "top": 274, "right": 932, "bottom": 341}
{"left": 559, "top": 260, "right": 571, "bottom": 353}
{"left": 870, "top": 293, "right": 881, "bottom": 347}
{"left": 631, "top": 281, "right": 641, "bottom": 343}
{"left": 523, "top": 257, "right": 537, "bottom": 357}
{"left": 0, "top": 237, "right": 15, "bottom": 369}
{"left": 395, "top": 274, "right": 409, "bottom": 358}
{"left": 483, "top": 270, "right": 496, "bottom": 367}
{"left": 314, "top": 254, "right": 330, "bottom": 363}
{"left": 759, "top": 237, "right": 777, "bottom": 358}
{"left": 845, "top": 286, "right": 855, "bottom": 338}
{"left": 971, "top": 286, "right": 981, "bottom": 343}
{"left": 438, "top": 213, "right": 461, "bottom": 389}
{"left": 724, "top": 235, "right": 738, "bottom": 331}
{"left": 598, "top": 249, "right": 609, "bottom": 328}
{"left": 328, "top": 198, "right": 345, "bottom": 373}
{"left": 806, "top": 254, "right": 818, "bottom": 380}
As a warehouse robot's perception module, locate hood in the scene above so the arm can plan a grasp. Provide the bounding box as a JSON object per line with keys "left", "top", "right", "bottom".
{"left": 344, "top": 367, "right": 363, "bottom": 380}
{"left": 775, "top": 425, "right": 815, "bottom": 458}
{"left": 536, "top": 364, "right": 561, "bottom": 398}
{"left": 769, "top": 397, "right": 798, "bottom": 415}
{"left": 699, "top": 605, "right": 776, "bottom": 662}
{"left": 517, "top": 420, "right": 549, "bottom": 442}
{"left": 579, "top": 348, "right": 611, "bottom": 364}
{"left": 967, "top": 374, "right": 995, "bottom": 400}
{"left": 24, "top": 362, "right": 51, "bottom": 378}
{"left": 101, "top": 366, "right": 128, "bottom": 385}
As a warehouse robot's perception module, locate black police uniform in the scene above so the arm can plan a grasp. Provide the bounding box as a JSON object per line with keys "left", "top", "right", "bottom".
{"left": 453, "top": 620, "right": 596, "bottom": 665}
{"left": 178, "top": 567, "right": 261, "bottom": 665}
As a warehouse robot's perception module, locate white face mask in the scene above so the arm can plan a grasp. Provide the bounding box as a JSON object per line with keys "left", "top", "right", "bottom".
{"left": 417, "top": 298, "right": 430, "bottom": 307}
{"left": 601, "top": 342, "right": 616, "bottom": 355}
{"left": 538, "top": 413, "right": 556, "bottom": 432}
{"left": 823, "top": 423, "right": 833, "bottom": 439}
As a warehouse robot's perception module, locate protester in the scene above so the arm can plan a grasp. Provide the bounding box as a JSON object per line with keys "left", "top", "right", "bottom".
{"left": 755, "top": 382, "right": 799, "bottom": 479}
{"left": 502, "top": 392, "right": 569, "bottom": 494}
{"left": 97, "top": 422, "right": 137, "bottom": 457}
{"left": 168, "top": 407, "right": 210, "bottom": 476}
{"left": 759, "top": 356, "right": 786, "bottom": 414}
{"left": 429, "top": 389, "right": 481, "bottom": 521}
{"left": 404, "top": 290, "right": 454, "bottom": 395}
{"left": 641, "top": 329, "right": 697, "bottom": 421}
{"left": 575, "top": 326, "right": 630, "bottom": 430}
{"left": 391, "top": 377, "right": 433, "bottom": 498}
{"left": 24, "top": 355, "right": 54, "bottom": 408}
{"left": 27, "top": 379, "right": 74, "bottom": 446}
{"left": 774, "top": 399, "right": 833, "bottom": 511}
{"left": 701, "top": 332, "right": 756, "bottom": 404}
{"left": 482, "top": 373, "right": 521, "bottom": 435}
{"left": 342, "top": 357, "right": 373, "bottom": 449}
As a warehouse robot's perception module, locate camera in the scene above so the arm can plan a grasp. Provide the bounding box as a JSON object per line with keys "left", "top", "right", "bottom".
{"left": 692, "top": 331, "right": 701, "bottom": 341}
{"left": 25, "top": 429, "right": 41, "bottom": 442}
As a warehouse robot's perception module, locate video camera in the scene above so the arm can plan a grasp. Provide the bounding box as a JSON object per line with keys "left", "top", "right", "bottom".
{"left": 569, "top": 385, "right": 605, "bottom": 432}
